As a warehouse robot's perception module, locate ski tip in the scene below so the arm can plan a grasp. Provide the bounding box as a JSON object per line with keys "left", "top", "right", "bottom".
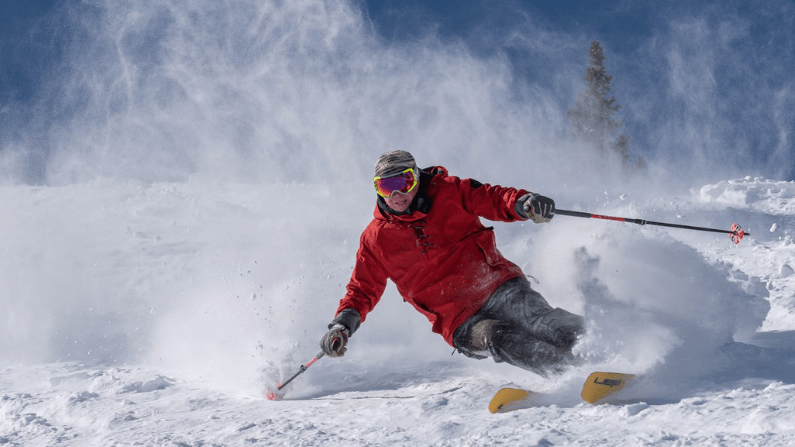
{"left": 488, "top": 388, "right": 532, "bottom": 414}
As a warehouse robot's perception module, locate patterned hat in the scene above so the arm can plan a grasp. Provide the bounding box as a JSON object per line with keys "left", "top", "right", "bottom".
{"left": 374, "top": 150, "right": 417, "bottom": 178}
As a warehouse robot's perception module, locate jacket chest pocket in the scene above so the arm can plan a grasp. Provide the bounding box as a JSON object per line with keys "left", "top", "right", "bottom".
{"left": 379, "top": 229, "right": 424, "bottom": 261}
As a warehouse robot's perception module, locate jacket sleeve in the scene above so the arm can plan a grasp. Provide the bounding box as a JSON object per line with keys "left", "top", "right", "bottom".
{"left": 456, "top": 177, "right": 531, "bottom": 222}
{"left": 335, "top": 225, "right": 388, "bottom": 324}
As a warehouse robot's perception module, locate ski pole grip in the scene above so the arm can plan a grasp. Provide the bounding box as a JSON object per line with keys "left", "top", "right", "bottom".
{"left": 555, "top": 209, "right": 592, "bottom": 219}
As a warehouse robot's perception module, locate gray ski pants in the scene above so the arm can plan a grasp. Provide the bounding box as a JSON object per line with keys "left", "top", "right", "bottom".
{"left": 452, "top": 276, "right": 585, "bottom": 377}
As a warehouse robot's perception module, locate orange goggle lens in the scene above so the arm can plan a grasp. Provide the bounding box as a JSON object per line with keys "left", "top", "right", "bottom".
{"left": 374, "top": 168, "right": 418, "bottom": 198}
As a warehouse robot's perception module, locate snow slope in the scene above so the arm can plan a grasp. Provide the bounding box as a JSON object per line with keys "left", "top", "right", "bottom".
{"left": 1, "top": 177, "right": 794, "bottom": 446}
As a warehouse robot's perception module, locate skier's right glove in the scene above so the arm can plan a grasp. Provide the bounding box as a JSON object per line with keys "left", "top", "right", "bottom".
{"left": 320, "top": 308, "right": 361, "bottom": 358}
{"left": 320, "top": 324, "right": 350, "bottom": 357}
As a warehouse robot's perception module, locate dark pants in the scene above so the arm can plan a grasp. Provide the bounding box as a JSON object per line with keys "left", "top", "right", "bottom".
{"left": 453, "top": 276, "right": 585, "bottom": 377}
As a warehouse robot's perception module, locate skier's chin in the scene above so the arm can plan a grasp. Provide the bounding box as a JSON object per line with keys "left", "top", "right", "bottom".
{"left": 386, "top": 194, "right": 412, "bottom": 212}
{"left": 390, "top": 201, "right": 409, "bottom": 212}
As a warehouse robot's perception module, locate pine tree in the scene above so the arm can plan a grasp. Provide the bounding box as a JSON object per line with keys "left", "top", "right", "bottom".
{"left": 567, "top": 41, "right": 639, "bottom": 167}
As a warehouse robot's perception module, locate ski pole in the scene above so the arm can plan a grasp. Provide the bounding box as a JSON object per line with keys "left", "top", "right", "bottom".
{"left": 555, "top": 209, "right": 749, "bottom": 244}
{"left": 266, "top": 351, "right": 325, "bottom": 401}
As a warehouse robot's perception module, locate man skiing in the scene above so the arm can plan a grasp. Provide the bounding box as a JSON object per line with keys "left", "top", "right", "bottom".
{"left": 320, "top": 150, "right": 584, "bottom": 376}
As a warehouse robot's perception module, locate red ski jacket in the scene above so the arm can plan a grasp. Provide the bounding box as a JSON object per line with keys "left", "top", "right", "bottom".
{"left": 336, "top": 166, "right": 530, "bottom": 346}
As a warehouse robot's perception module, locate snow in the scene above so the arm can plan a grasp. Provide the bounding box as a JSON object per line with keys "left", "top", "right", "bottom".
{"left": 1, "top": 1, "right": 794, "bottom": 444}
{"left": 1, "top": 178, "right": 794, "bottom": 446}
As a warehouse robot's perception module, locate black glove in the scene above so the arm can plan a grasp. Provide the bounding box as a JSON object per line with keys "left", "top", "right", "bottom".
{"left": 518, "top": 193, "right": 555, "bottom": 223}
{"left": 320, "top": 324, "right": 350, "bottom": 357}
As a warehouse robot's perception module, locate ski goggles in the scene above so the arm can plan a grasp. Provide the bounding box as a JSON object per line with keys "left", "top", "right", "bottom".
{"left": 374, "top": 168, "right": 419, "bottom": 198}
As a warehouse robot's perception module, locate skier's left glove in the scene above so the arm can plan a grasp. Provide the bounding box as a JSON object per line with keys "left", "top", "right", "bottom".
{"left": 517, "top": 193, "right": 555, "bottom": 223}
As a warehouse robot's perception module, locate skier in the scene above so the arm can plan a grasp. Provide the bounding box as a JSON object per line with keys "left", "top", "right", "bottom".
{"left": 320, "top": 150, "right": 584, "bottom": 376}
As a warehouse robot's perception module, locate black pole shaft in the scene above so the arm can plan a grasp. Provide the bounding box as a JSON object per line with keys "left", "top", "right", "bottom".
{"left": 555, "top": 209, "right": 750, "bottom": 236}
{"left": 277, "top": 351, "right": 325, "bottom": 391}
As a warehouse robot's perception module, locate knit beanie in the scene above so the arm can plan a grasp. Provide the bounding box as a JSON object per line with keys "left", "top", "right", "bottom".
{"left": 374, "top": 150, "right": 417, "bottom": 178}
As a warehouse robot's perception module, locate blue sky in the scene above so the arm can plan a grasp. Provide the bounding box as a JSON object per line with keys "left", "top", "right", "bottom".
{"left": 1, "top": 0, "right": 793, "bottom": 185}
{"left": 0, "top": 0, "right": 59, "bottom": 103}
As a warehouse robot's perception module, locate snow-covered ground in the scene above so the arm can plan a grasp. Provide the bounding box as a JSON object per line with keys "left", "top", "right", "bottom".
{"left": 2, "top": 177, "right": 794, "bottom": 446}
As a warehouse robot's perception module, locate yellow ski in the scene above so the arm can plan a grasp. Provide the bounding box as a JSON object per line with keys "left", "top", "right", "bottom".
{"left": 581, "top": 372, "right": 637, "bottom": 404}
{"left": 488, "top": 388, "right": 533, "bottom": 413}
{"left": 488, "top": 371, "right": 637, "bottom": 413}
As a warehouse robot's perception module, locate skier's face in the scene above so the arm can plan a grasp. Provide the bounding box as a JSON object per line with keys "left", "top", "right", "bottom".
{"left": 384, "top": 184, "right": 418, "bottom": 213}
